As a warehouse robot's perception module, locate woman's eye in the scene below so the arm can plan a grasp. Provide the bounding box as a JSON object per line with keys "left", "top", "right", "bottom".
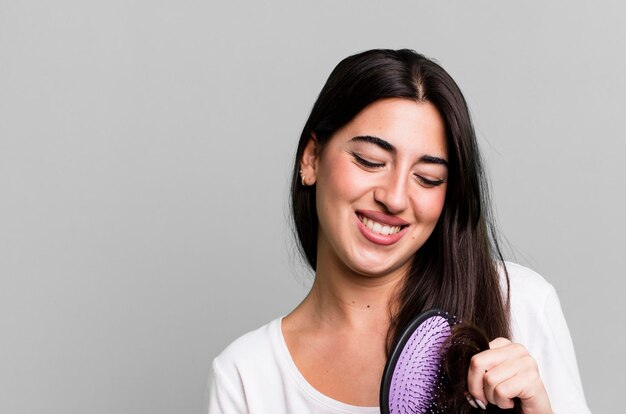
{"left": 352, "top": 152, "right": 385, "bottom": 168}
{"left": 414, "top": 175, "right": 446, "bottom": 188}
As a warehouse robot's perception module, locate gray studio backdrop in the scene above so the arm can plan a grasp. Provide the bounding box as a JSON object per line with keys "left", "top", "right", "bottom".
{"left": 1, "top": 1, "right": 624, "bottom": 413}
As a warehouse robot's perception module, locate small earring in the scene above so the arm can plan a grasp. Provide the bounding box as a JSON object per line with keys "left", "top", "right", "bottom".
{"left": 299, "top": 169, "right": 307, "bottom": 186}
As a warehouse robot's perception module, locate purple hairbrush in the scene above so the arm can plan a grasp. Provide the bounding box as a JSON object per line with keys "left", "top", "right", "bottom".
{"left": 380, "top": 309, "right": 456, "bottom": 414}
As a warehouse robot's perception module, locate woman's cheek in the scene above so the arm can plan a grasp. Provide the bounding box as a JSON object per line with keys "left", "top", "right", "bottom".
{"left": 414, "top": 189, "right": 447, "bottom": 221}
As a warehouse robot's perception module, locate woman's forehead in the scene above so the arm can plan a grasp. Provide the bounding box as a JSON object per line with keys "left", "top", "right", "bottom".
{"left": 334, "top": 98, "right": 448, "bottom": 158}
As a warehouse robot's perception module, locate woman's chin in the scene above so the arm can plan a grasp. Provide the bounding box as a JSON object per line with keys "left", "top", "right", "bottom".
{"left": 346, "top": 257, "right": 411, "bottom": 279}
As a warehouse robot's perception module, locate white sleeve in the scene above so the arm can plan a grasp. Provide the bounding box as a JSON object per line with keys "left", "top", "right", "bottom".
{"left": 535, "top": 285, "right": 591, "bottom": 414}
{"left": 208, "top": 358, "right": 248, "bottom": 414}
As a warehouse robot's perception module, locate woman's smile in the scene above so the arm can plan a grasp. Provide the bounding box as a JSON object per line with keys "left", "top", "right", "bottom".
{"left": 355, "top": 211, "right": 409, "bottom": 245}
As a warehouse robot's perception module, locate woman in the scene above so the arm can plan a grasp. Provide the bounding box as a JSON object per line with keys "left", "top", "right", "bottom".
{"left": 208, "top": 49, "right": 590, "bottom": 413}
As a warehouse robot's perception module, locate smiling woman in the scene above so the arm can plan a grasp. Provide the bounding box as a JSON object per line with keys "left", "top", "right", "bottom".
{"left": 301, "top": 99, "right": 448, "bottom": 280}
{"left": 207, "top": 49, "right": 590, "bottom": 414}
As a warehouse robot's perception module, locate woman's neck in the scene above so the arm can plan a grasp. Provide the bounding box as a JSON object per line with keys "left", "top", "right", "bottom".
{"left": 294, "top": 260, "right": 405, "bottom": 334}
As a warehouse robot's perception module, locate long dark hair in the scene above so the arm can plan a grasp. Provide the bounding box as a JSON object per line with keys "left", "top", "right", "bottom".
{"left": 290, "top": 49, "right": 514, "bottom": 411}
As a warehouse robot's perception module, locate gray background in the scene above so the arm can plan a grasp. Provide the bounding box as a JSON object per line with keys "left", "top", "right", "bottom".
{"left": 1, "top": 1, "right": 623, "bottom": 413}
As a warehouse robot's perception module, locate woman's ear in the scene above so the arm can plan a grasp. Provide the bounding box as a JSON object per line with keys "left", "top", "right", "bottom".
{"left": 300, "top": 134, "right": 319, "bottom": 186}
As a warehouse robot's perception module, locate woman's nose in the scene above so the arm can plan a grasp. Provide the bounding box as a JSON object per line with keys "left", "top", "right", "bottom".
{"left": 373, "top": 171, "right": 409, "bottom": 214}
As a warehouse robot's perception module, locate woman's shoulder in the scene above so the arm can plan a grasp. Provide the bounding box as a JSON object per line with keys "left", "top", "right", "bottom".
{"left": 212, "top": 316, "right": 283, "bottom": 373}
{"left": 209, "top": 317, "right": 298, "bottom": 413}
{"left": 499, "top": 260, "right": 551, "bottom": 286}
{"left": 498, "top": 261, "right": 556, "bottom": 303}
{"left": 497, "top": 261, "right": 561, "bottom": 338}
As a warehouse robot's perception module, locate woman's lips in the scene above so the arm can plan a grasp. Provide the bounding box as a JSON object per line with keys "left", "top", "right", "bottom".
{"left": 356, "top": 209, "right": 409, "bottom": 226}
{"left": 355, "top": 212, "right": 409, "bottom": 246}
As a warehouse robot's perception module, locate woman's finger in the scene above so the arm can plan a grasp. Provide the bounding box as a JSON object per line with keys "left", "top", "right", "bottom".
{"left": 491, "top": 375, "right": 523, "bottom": 409}
{"left": 489, "top": 337, "right": 511, "bottom": 349}
{"left": 481, "top": 356, "right": 523, "bottom": 407}
{"left": 466, "top": 342, "right": 528, "bottom": 406}
{"left": 489, "top": 364, "right": 541, "bottom": 409}
{"left": 490, "top": 357, "right": 553, "bottom": 414}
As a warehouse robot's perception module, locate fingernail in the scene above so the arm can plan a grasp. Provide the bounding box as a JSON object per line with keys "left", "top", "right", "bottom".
{"left": 475, "top": 399, "right": 487, "bottom": 410}
{"left": 465, "top": 394, "right": 479, "bottom": 409}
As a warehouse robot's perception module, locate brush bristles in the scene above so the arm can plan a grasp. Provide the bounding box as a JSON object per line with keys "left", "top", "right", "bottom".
{"left": 388, "top": 315, "right": 452, "bottom": 414}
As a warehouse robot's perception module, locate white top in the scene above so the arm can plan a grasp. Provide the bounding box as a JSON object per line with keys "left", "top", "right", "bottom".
{"left": 208, "top": 262, "right": 591, "bottom": 413}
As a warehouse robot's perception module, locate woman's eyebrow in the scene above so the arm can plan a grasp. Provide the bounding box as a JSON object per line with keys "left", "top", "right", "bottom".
{"left": 419, "top": 154, "right": 448, "bottom": 167}
{"left": 350, "top": 135, "right": 448, "bottom": 166}
{"left": 349, "top": 135, "right": 395, "bottom": 152}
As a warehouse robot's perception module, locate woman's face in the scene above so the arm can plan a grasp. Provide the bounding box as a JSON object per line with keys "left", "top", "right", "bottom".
{"left": 301, "top": 98, "right": 449, "bottom": 279}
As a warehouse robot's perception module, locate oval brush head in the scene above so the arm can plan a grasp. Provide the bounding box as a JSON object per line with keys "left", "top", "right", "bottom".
{"left": 380, "top": 309, "right": 456, "bottom": 414}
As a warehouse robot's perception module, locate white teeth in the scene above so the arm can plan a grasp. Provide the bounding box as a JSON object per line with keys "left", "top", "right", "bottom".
{"left": 358, "top": 215, "right": 402, "bottom": 236}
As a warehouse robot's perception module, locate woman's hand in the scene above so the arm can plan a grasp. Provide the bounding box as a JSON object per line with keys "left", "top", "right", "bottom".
{"left": 466, "top": 337, "right": 553, "bottom": 414}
